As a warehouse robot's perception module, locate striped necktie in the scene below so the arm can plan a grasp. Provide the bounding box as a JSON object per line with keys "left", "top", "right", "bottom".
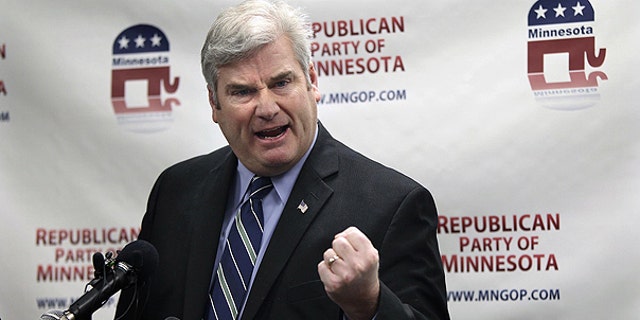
{"left": 206, "top": 176, "right": 273, "bottom": 320}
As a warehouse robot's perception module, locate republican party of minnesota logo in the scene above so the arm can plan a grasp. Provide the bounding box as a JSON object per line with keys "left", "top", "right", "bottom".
{"left": 111, "top": 24, "right": 180, "bottom": 132}
{"left": 527, "top": 0, "right": 607, "bottom": 110}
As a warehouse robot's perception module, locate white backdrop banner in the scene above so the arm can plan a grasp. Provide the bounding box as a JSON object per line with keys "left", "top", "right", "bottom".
{"left": 1, "top": 0, "right": 639, "bottom": 319}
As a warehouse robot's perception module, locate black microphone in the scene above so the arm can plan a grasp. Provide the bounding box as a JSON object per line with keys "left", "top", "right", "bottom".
{"left": 92, "top": 251, "right": 106, "bottom": 278}
{"left": 60, "top": 240, "right": 159, "bottom": 320}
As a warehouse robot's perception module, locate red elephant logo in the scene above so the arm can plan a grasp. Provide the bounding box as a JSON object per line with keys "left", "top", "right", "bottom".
{"left": 527, "top": 0, "right": 607, "bottom": 110}
{"left": 111, "top": 24, "right": 181, "bottom": 131}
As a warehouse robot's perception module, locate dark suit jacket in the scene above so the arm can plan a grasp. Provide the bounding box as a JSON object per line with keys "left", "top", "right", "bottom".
{"left": 116, "top": 123, "right": 449, "bottom": 320}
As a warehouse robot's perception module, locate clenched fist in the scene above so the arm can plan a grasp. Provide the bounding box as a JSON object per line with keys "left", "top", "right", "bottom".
{"left": 318, "top": 227, "right": 380, "bottom": 320}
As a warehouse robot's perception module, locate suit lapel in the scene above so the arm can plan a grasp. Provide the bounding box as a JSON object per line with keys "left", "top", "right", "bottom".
{"left": 182, "top": 150, "right": 238, "bottom": 320}
{"left": 241, "top": 124, "right": 339, "bottom": 319}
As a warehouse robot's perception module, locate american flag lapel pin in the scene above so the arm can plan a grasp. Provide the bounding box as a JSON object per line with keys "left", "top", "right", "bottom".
{"left": 297, "top": 200, "right": 308, "bottom": 214}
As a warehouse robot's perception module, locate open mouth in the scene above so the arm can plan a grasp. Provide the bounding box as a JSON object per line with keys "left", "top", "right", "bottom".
{"left": 256, "top": 125, "right": 289, "bottom": 139}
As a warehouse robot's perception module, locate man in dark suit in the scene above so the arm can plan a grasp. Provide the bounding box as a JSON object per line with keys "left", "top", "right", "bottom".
{"left": 116, "top": 1, "right": 449, "bottom": 319}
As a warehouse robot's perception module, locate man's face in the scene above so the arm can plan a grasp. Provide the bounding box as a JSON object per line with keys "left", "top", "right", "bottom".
{"left": 209, "top": 36, "right": 321, "bottom": 177}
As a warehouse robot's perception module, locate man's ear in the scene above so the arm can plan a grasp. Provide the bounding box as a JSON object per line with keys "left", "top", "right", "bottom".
{"left": 308, "top": 62, "right": 321, "bottom": 102}
{"left": 207, "top": 85, "right": 219, "bottom": 123}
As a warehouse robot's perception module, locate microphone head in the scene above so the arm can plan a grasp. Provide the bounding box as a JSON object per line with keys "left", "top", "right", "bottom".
{"left": 92, "top": 252, "right": 105, "bottom": 277}
{"left": 92, "top": 252, "right": 105, "bottom": 267}
{"left": 40, "top": 310, "right": 64, "bottom": 320}
{"left": 115, "top": 240, "right": 159, "bottom": 283}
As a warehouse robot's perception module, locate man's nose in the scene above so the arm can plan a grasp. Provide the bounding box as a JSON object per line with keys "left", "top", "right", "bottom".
{"left": 254, "top": 89, "right": 280, "bottom": 120}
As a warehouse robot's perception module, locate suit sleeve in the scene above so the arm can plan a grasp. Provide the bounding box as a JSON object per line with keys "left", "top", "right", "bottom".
{"left": 375, "top": 186, "right": 450, "bottom": 320}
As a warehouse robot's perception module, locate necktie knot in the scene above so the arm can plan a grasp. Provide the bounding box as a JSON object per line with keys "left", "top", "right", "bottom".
{"left": 248, "top": 176, "right": 273, "bottom": 201}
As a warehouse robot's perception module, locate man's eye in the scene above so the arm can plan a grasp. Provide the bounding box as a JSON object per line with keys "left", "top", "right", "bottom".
{"left": 274, "top": 80, "right": 289, "bottom": 88}
{"left": 232, "top": 89, "right": 252, "bottom": 96}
